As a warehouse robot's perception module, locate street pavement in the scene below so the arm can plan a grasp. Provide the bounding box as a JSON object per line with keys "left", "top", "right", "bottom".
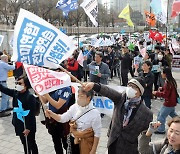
{"left": 0, "top": 71, "right": 180, "bottom": 154}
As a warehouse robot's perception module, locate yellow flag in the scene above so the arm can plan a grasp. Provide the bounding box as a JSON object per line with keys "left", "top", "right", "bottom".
{"left": 118, "top": 4, "right": 134, "bottom": 27}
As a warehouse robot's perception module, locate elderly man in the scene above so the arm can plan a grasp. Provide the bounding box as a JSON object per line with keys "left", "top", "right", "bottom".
{"left": 0, "top": 54, "right": 15, "bottom": 117}
{"left": 83, "top": 77, "right": 153, "bottom": 154}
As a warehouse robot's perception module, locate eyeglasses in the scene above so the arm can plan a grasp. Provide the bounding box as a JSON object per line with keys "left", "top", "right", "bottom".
{"left": 15, "top": 82, "right": 23, "bottom": 85}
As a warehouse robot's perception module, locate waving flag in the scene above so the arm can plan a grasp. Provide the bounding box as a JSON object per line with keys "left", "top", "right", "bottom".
{"left": 171, "top": 0, "right": 180, "bottom": 17}
{"left": 24, "top": 64, "right": 71, "bottom": 95}
{"left": 150, "top": 0, "right": 162, "bottom": 14}
{"left": 80, "top": 0, "right": 98, "bottom": 27}
{"left": 0, "top": 35, "right": 4, "bottom": 46}
{"left": 77, "top": 50, "right": 84, "bottom": 67}
{"left": 118, "top": 4, "right": 134, "bottom": 27}
{"left": 13, "top": 100, "right": 30, "bottom": 123}
{"left": 56, "top": 0, "right": 78, "bottom": 17}
{"left": 145, "top": 11, "right": 156, "bottom": 27}
{"left": 12, "top": 9, "right": 76, "bottom": 69}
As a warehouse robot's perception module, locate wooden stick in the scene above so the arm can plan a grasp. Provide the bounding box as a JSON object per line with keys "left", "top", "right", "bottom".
{"left": 59, "top": 65, "right": 83, "bottom": 86}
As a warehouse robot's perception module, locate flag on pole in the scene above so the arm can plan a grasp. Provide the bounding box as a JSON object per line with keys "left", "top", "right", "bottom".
{"left": 77, "top": 50, "right": 84, "bottom": 67}
{"left": 80, "top": 0, "right": 98, "bottom": 27}
{"left": 144, "top": 11, "right": 156, "bottom": 27}
{"left": 12, "top": 9, "right": 76, "bottom": 69}
{"left": 56, "top": 0, "right": 78, "bottom": 17}
{"left": 118, "top": 4, "right": 134, "bottom": 27}
{"left": 0, "top": 35, "right": 4, "bottom": 47}
{"left": 171, "top": 0, "right": 180, "bottom": 17}
{"left": 24, "top": 64, "right": 71, "bottom": 95}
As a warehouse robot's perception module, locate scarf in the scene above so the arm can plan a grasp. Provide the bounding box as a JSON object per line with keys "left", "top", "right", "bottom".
{"left": 123, "top": 97, "right": 141, "bottom": 127}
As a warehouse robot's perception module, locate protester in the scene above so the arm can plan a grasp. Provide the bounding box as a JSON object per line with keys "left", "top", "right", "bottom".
{"left": 139, "top": 116, "right": 180, "bottom": 154}
{"left": 119, "top": 46, "right": 132, "bottom": 86}
{"left": 45, "top": 87, "right": 101, "bottom": 154}
{"left": 83, "top": 51, "right": 110, "bottom": 85}
{"left": 164, "top": 48, "right": 173, "bottom": 68}
{"left": 0, "top": 76, "right": 38, "bottom": 154}
{"left": 83, "top": 77, "right": 153, "bottom": 154}
{"left": 106, "top": 47, "right": 115, "bottom": 79}
{"left": 152, "top": 67, "right": 178, "bottom": 134}
{"left": 65, "top": 54, "right": 79, "bottom": 79}
{"left": 139, "top": 61, "right": 154, "bottom": 109}
{"left": 39, "top": 84, "right": 72, "bottom": 154}
{"left": 0, "top": 54, "right": 15, "bottom": 117}
{"left": 152, "top": 51, "right": 169, "bottom": 91}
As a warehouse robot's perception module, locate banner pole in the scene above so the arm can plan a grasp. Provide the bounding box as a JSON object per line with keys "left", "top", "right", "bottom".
{"left": 59, "top": 66, "right": 83, "bottom": 86}
{"left": 23, "top": 117, "right": 29, "bottom": 154}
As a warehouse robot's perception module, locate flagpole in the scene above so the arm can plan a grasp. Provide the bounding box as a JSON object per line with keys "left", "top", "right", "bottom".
{"left": 77, "top": 9, "right": 80, "bottom": 51}
{"left": 23, "top": 117, "right": 29, "bottom": 154}
{"left": 165, "top": 0, "right": 169, "bottom": 47}
{"left": 59, "top": 66, "right": 83, "bottom": 86}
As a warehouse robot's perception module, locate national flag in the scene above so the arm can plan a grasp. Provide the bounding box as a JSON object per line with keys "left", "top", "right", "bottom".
{"left": 145, "top": 11, "right": 156, "bottom": 27}
{"left": 80, "top": 0, "right": 98, "bottom": 27}
{"left": 139, "top": 48, "right": 146, "bottom": 58}
{"left": 24, "top": 64, "right": 71, "bottom": 95}
{"left": 118, "top": 4, "right": 134, "bottom": 27}
{"left": 56, "top": 0, "right": 78, "bottom": 17}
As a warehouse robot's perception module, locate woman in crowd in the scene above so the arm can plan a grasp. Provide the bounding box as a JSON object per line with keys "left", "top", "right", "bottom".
{"left": 139, "top": 116, "right": 180, "bottom": 154}
{"left": 152, "top": 67, "right": 178, "bottom": 134}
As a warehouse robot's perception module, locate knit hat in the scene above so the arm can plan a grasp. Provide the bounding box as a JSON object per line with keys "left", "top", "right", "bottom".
{"left": 128, "top": 77, "right": 145, "bottom": 95}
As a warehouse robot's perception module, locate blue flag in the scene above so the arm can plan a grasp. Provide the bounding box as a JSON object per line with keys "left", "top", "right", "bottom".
{"left": 150, "top": 0, "right": 162, "bottom": 15}
{"left": 56, "top": 0, "right": 78, "bottom": 17}
{"left": 13, "top": 100, "right": 30, "bottom": 123}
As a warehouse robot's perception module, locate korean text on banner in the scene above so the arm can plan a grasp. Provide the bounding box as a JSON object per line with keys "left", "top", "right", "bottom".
{"left": 80, "top": 0, "right": 98, "bottom": 27}
{"left": 24, "top": 64, "right": 71, "bottom": 95}
{"left": 12, "top": 9, "right": 76, "bottom": 69}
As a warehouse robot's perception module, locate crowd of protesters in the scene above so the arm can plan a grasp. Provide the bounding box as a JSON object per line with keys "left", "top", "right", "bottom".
{"left": 0, "top": 32, "right": 180, "bottom": 154}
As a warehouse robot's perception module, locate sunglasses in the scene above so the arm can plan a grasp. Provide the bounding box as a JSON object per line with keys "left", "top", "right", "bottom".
{"left": 15, "top": 82, "right": 23, "bottom": 85}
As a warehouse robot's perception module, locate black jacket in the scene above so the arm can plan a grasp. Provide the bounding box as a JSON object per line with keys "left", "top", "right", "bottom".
{"left": 139, "top": 71, "right": 154, "bottom": 97}
{"left": 120, "top": 52, "right": 132, "bottom": 70}
{"left": 0, "top": 84, "right": 36, "bottom": 135}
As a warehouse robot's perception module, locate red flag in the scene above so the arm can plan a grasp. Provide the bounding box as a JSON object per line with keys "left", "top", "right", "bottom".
{"left": 154, "top": 32, "right": 163, "bottom": 43}
{"left": 149, "top": 30, "right": 157, "bottom": 40}
{"left": 171, "top": 0, "right": 180, "bottom": 18}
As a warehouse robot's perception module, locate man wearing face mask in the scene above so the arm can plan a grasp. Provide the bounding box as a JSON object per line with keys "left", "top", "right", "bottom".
{"left": 83, "top": 77, "right": 153, "bottom": 154}
{"left": 0, "top": 75, "right": 38, "bottom": 154}
{"left": 45, "top": 87, "right": 101, "bottom": 154}
{"left": 0, "top": 54, "right": 15, "bottom": 117}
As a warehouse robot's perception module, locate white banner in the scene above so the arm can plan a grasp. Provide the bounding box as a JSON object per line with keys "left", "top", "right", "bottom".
{"left": 0, "top": 35, "right": 4, "bottom": 47}
{"left": 12, "top": 9, "right": 76, "bottom": 68}
{"left": 80, "top": 0, "right": 98, "bottom": 27}
{"left": 24, "top": 64, "right": 71, "bottom": 95}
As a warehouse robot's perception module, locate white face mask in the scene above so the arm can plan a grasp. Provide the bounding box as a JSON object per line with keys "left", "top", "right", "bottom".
{"left": 158, "top": 54, "right": 163, "bottom": 60}
{"left": 126, "top": 87, "right": 137, "bottom": 98}
{"left": 15, "top": 85, "right": 24, "bottom": 92}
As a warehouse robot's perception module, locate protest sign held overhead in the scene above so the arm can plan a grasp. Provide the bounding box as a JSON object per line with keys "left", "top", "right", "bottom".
{"left": 12, "top": 9, "right": 76, "bottom": 69}
{"left": 24, "top": 64, "right": 71, "bottom": 95}
{"left": 80, "top": 0, "right": 98, "bottom": 27}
